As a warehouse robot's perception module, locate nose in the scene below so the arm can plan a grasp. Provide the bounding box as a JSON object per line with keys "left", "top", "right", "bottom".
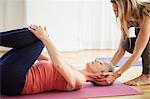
{"left": 95, "top": 60, "right": 100, "bottom": 64}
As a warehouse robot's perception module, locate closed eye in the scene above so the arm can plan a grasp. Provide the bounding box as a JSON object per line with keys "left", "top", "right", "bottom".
{"left": 95, "top": 60, "right": 103, "bottom": 65}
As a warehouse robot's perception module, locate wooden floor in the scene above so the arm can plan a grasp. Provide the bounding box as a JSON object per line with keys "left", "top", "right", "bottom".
{"left": 0, "top": 49, "right": 150, "bottom": 99}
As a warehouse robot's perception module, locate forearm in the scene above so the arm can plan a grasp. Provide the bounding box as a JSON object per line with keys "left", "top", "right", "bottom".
{"left": 111, "top": 48, "right": 125, "bottom": 66}
{"left": 113, "top": 52, "right": 141, "bottom": 79}
{"left": 114, "top": 32, "right": 150, "bottom": 78}
{"left": 41, "top": 37, "right": 64, "bottom": 67}
{"left": 111, "top": 32, "right": 126, "bottom": 66}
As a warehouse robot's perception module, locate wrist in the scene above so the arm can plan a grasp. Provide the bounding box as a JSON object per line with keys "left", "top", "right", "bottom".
{"left": 113, "top": 69, "right": 122, "bottom": 79}
{"left": 109, "top": 62, "right": 115, "bottom": 67}
{"left": 41, "top": 36, "right": 49, "bottom": 43}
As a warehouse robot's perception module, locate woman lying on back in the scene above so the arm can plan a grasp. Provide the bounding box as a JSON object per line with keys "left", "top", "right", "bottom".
{"left": 0, "top": 25, "right": 114, "bottom": 95}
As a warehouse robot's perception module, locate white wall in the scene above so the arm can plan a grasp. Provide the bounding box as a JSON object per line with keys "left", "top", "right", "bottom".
{"left": 0, "top": 0, "right": 25, "bottom": 31}
{"left": 26, "top": 0, "right": 81, "bottom": 51}
{"left": 0, "top": 0, "right": 5, "bottom": 31}
{"left": 0, "top": 0, "right": 26, "bottom": 51}
{"left": 1, "top": 0, "right": 130, "bottom": 51}
{"left": 25, "top": 0, "right": 121, "bottom": 51}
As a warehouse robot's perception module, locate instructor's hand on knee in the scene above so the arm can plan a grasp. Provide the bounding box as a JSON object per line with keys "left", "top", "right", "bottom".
{"left": 28, "top": 25, "right": 49, "bottom": 41}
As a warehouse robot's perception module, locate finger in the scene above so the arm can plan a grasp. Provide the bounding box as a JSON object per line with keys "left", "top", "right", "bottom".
{"left": 106, "top": 77, "right": 115, "bottom": 84}
{"left": 97, "top": 75, "right": 107, "bottom": 79}
{"left": 38, "top": 25, "right": 42, "bottom": 31}
{"left": 106, "top": 80, "right": 112, "bottom": 84}
{"left": 102, "top": 72, "right": 113, "bottom": 76}
{"left": 33, "top": 24, "right": 38, "bottom": 29}
{"left": 96, "top": 72, "right": 103, "bottom": 75}
{"left": 96, "top": 81, "right": 109, "bottom": 85}
{"left": 39, "top": 25, "right": 42, "bottom": 28}
{"left": 28, "top": 27, "right": 36, "bottom": 33}
{"left": 96, "top": 73, "right": 107, "bottom": 79}
{"left": 96, "top": 78, "right": 107, "bottom": 82}
{"left": 29, "top": 24, "right": 33, "bottom": 28}
{"left": 30, "top": 25, "right": 36, "bottom": 30}
{"left": 88, "top": 75, "right": 97, "bottom": 79}
{"left": 28, "top": 24, "right": 32, "bottom": 28}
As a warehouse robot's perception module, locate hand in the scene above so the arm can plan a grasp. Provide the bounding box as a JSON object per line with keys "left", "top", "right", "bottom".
{"left": 28, "top": 25, "right": 48, "bottom": 41}
{"left": 105, "top": 74, "right": 116, "bottom": 84}
{"left": 89, "top": 72, "right": 107, "bottom": 81}
{"left": 95, "top": 72, "right": 116, "bottom": 85}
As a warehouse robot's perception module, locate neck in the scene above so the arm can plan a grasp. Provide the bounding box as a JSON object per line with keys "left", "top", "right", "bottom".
{"left": 79, "top": 69, "right": 94, "bottom": 82}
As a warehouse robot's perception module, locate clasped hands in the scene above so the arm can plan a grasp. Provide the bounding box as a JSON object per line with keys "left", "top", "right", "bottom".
{"left": 28, "top": 25, "right": 49, "bottom": 41}
{"left": 90, "top": 71, "right": 116, "bottom": 86}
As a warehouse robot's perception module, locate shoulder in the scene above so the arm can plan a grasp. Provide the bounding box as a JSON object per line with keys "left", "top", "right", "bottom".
{"left": 65, "top": 70, "right": 86, "bottom": 91}
{"left": 138, "top": 16, "right": 150, "bottom": 37}
{"left": 140, "top": 15, "right": 150, "bottom": 29}
{"left": 66, "top": 82, "right": 84, "bottom": 91}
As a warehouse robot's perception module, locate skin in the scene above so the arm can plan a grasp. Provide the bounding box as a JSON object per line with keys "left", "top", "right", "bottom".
{"left": 28, "top": 25, "right": 112, "bottom": 91}
{"left": 101, "top": 1, "right": 150, "bottom": 86}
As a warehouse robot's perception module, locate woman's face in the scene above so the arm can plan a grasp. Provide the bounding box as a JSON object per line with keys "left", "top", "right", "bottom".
{"left": 112, "top": 3, "right": 118, "bottom": 17}
{"left": 86, "top": 60, "right": 107, "bottom": 73}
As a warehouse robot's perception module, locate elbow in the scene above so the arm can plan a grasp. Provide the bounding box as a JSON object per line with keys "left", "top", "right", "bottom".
{"left": 120, "top": 50, "right": 125, "bottom": 56}
{"left": 69, "top": 78, "right": 86, "bottom": 89}
{"left": 118, "top": 48, "right": 125, "bottom": 56}
{"left": 67, "top": 79, "right": 77, "bottom": 89}
{"left": 76, "top": 77, "right": 86, "bottom": 87}
{"left": 69, "top": 81, "right": 76, "bottom": 89}
{"left": 77, "top": 80, "right": 86, "bottom": 87}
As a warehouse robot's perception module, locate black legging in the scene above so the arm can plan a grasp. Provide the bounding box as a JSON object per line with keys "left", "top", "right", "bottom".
{"left": 122, "top": 28, "right": 150, "bottom": 74}
{"left": 0, "top": 28, "right": 44, "bottom": 95}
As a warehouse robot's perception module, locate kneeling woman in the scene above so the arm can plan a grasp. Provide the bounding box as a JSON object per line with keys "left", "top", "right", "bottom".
{"left": 0, "top": 25, "right": 114, "bottom": 96}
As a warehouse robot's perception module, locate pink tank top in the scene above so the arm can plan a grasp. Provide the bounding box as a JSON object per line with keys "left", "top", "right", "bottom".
{"left": 21, "top": 60, "right": 69, "bottom": 95}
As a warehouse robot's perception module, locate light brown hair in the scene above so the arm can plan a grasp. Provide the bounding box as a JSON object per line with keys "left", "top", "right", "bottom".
{"left": 111, "top": 0, "right": 150, "bottom": 37}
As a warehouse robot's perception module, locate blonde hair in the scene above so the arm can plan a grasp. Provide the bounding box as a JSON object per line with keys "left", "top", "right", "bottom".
{"left": 113, "top": 0, "right": 150, "bottom": 37}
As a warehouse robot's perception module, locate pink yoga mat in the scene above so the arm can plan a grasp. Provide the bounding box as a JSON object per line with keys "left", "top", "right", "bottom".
{"left": 1, "top": 81, "right": 142, "bottom": 99}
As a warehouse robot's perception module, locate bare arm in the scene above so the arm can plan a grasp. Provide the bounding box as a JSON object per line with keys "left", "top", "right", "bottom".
{"left": 115, "top": 16, "right": 150, "bottom": 76}
{"left": 110, "top": 33, "right": 126, "bottom": 66}
{"left": 97, "top": 16, "right": 150, "bottom": 84}
{"left": 28, "top": 25, "right": 86, "bottom": 89}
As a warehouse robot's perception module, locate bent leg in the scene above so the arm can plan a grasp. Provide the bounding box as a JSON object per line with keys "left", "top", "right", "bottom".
{"left": 0, "top": 28, "right": 38, "bottom": 48}
{"left": 0, "top": 49, "right": 16, "bottom": 62}
{"left": 0, "top": 41, "right": 44, "bottom": 95}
